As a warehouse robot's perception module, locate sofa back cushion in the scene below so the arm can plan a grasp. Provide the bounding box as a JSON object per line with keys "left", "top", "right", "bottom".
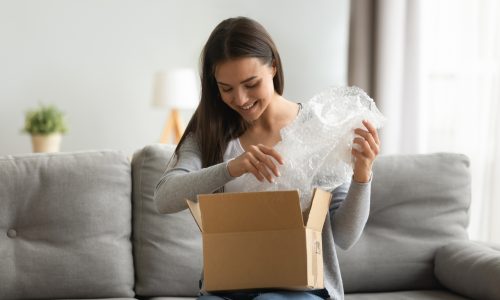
{"left": 0, "top": 151, "right": 134, "bottom": 300}
{"left": 132, "top": 144, "right": 202, "bottom": 297}
{"left": 337, "top": 153, "right": 470, "bottom": 292}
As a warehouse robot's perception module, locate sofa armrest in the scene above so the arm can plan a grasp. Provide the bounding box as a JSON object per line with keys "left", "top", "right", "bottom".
{"left": 435, "top": 240, "right": 500, "bottom": 300}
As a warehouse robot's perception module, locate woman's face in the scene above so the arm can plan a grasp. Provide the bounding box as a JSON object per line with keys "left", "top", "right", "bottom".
{"left": 214, "top": 57, "right": 276, "bottom": 122}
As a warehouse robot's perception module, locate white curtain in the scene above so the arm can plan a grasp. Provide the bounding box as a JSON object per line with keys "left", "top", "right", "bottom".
{"left": 349, "top": 0, "right": 500, "bottom": 242}
{"left": 419, "top": 0, "right": 500, "bottom": 242}
{"left": 348, "top": 0, "right": 424, "bottom": 154}
{"left": 374, "top": 0, "right": 423, "bottom": 154}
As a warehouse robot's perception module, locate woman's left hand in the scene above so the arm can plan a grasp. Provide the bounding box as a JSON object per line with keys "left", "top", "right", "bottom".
{"left": 352, "top": 120, "right": 381, "bottom": 183}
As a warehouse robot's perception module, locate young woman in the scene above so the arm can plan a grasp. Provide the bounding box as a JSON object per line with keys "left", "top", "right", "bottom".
{"left": 154, "top": 17, "right": 380, "bottom": 300}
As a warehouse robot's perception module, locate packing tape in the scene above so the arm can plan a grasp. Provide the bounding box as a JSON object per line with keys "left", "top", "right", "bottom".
{"left": 311, "top": 233, "right": 322, "bottom": 287}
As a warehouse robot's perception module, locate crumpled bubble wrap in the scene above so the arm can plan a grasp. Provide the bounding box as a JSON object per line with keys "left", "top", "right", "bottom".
{"left": 238, "top": 86, "right": 386, "bottom": 210}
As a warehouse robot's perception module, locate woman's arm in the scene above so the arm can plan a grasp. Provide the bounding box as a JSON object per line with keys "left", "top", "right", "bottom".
{"left": 330, "top": 179, "right": 371, "bottom": 250}
{"left": 153, "top": 135, "right": 234, "bottom": 214}
{"left": 330, "top": 119, "right": 378, "bottom": 249}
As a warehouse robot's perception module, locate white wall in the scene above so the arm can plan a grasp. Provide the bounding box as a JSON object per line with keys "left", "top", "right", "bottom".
{"left": 0, "top": 0, "right": 350, "bottom": 156}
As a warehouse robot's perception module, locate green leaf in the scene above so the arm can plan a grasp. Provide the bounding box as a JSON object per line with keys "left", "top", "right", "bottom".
{"left": 22, "top": 104, "right": 68, "bottom": 135}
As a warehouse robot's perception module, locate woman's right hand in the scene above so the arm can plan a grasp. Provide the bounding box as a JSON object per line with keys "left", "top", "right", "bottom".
{"left": 227, "top": 144, "right": 284, "bottom": 183}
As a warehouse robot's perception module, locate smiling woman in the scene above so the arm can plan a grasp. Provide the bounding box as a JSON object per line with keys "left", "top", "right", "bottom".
{"left": 154, "top": 16, "right": 380, "bottom": 300}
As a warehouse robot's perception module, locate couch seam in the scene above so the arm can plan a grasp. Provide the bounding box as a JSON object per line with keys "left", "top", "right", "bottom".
{"left": 134, "top": 147, "right": 147, "bottom": 292}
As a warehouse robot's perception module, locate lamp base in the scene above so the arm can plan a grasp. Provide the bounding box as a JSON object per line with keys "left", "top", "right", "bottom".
{"left": 160, "top": 109, "right": 183, "bottom": 144}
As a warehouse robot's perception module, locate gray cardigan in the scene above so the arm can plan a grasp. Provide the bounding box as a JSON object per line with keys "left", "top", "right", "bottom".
{"left": 154, "top": 135, "right": 371, "bottom": 300}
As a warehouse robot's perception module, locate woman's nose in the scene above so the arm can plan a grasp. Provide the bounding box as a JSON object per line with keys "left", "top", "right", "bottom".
{"left": 233, "top": 88, "right": 249, "bottom": 105}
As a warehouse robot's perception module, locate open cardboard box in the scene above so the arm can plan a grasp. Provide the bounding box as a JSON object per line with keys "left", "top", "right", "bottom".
{"left": 186, "top": 188, "right": 332, "bottom": 292}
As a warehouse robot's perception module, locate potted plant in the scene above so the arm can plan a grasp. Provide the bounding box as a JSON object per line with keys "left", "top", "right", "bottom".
{"left": 22, "top": 104, "right": 68, "bottom": 153}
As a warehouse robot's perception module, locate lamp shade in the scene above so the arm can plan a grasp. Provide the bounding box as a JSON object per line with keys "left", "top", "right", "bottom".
{"left": 152, "top": 68, "right": 199, "bottom": 110}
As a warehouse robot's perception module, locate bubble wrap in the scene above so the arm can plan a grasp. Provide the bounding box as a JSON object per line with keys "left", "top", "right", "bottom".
{"left": 238, "top": 86, "right": 386, "bottom": 210}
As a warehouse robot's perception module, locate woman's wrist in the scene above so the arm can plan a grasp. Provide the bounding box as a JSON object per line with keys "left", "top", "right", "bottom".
{"left": 226, "top": 158, "right": 235, "bottom": 177}
{"left": 353, "top": 171, "right": 372, "bottom": 183}
{"left": 226, "top": 158, "right": 240, "bottom": 178}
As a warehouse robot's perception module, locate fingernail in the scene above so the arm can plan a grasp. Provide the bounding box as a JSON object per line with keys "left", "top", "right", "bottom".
{"left": 277, "top": 170, "right": 281, "bottom": 177}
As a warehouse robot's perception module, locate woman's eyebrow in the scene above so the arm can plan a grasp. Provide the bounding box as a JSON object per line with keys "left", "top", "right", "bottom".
{"left": 217, "top": 76, "right": 257, "bottom": 86}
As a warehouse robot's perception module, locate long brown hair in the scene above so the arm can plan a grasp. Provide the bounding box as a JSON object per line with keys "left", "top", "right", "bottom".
{"left": 175, "top": 17, "right": 285, "bottom": 167}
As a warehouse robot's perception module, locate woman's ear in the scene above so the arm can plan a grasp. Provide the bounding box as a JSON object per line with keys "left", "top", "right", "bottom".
{"left": 272, "top": 60, "right": 277, "bottom": 77}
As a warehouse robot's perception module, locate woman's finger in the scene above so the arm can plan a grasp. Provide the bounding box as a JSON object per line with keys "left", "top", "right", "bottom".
{"left": 257, "top": 144, "right": 284, "bottom": 165}
{"left": 351, "top": 148, "right": 368, "bottom": 162}
{"left": 362, "top": 120, "right": 380, "bottom": 145}
{"left": 252, "top": 145, "right": 281, "bottom": 177}
{"left": 246, "top": 151, "right": 274, "bottom": 182}
{"left": 351, "top": 147, "right": 362, "bottom": 159}
{"left": 249, "top": 166, "right": 265, "bottom": 182}
{"left": 245, "top": 153, "right": 265, "bottom": 181}
{"left": 257, "top": 155, "right": 280, "bottom": 179}
{"left": 353, "top": 137, "right": 374, "bottom": 158}
{"left": 253, "top": 159, "right": 275, "bottom": 183}
{"left": 355, "top": 128, "right": 379, "bottom": 155}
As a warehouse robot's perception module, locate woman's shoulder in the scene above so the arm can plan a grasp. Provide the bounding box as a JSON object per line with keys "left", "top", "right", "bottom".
{"left": 179, "top": 133, "right": 241, "bottom": 158}
{"left": 178, "top": 133, "right": 201, "bottom": 154}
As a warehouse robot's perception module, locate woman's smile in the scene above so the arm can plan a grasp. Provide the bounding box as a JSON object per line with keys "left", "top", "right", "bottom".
{"left": 241, "top": 100, "right": 257, "bottom": 110}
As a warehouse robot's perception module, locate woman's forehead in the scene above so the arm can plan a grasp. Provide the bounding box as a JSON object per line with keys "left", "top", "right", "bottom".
{"left": 214, "top": 57, "right": 270, "bottom": 81}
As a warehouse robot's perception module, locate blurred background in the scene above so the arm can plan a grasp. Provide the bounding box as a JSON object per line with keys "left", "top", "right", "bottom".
{"left": 0, "top": 0, "right": 498, "bottom": 242}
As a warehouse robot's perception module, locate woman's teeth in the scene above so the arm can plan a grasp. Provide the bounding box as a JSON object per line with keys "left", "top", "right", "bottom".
{"left": 242, "top": 102, "right": 256, "bottom": 110}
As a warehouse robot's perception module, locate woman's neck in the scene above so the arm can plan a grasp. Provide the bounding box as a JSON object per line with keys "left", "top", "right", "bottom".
{"left": 239, "top": 94, "right": 300, "bottom": 149}
{"left": 251, "top": 94, "right": 298, "bottom": 133}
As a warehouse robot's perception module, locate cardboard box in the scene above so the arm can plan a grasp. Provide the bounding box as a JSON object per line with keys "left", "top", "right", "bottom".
{"left": 186, "top": 188, "right": 332, "bottom": 292}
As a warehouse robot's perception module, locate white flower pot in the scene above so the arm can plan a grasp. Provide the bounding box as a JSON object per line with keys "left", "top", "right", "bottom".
{"left": 31, "top": 133, "right": 62, "bottom": 153}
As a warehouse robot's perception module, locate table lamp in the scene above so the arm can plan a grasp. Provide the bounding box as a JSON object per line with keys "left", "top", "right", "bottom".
{"left": 152, "top": 68, "right": 199, "bottom": 144}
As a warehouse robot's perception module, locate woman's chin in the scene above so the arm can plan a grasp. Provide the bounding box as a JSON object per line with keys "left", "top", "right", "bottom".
{"left": 238, "top": 102, "right": 261, "bottom": 121}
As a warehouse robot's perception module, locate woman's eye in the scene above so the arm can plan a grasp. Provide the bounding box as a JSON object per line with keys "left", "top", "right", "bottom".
{"left": 222, "top": 88, "right": 232, "bottom": 93}
{"left": 245, "top": 82, "right": 259, "bottom": 89}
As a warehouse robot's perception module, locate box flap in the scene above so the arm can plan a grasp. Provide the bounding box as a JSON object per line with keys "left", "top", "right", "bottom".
{"left": 306, "top": 188, "right": 332, "bottom": 231}
{"left": 197, "top": 190, "right": 303, "bottom": 233}
{"left": 186, "top": 199, "right": 203, "bottom": 232}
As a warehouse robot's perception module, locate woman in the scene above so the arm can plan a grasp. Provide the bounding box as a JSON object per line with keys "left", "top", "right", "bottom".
{"left": 154, "top": 17, "right": 380, "bottom": 300}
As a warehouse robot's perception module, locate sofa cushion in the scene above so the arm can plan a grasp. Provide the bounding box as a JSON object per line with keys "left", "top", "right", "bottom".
{"left": 345, "top": 290, "right": 469, "bottom": 300}
{"left": 337, "top": 153, "right": 470, "bottom": 292}
{"left": 435, "top": 240, "right": 500, "bottom": 300}
{"left": 132, "top": 144, "right": 202, "bottom": 297}
{"left": 0, "top": 151, "right": 134, "bottom": 299}
{"left": 144, "top": 290, "right": 468, "bottom": 300}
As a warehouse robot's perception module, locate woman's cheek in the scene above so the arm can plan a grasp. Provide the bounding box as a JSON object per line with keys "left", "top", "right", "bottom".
{"left": 260, "top": 82, "right": 274, "bottom": 99}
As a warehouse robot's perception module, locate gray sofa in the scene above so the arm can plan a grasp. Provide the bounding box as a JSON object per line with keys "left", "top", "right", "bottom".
{"left": 1, "top": 144, "right": 499, "bottom": 300}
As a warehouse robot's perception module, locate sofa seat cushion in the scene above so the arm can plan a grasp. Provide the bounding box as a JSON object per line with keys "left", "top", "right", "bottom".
{"left": 337, "top": 153, "right": 470, "bottom": 292}
{"left": 146, "top": 298, "right": 197, "bottom": 300}
{"left": 144, "top": 290, "right": 469, "bottom": 300}
{"left": 132, "top": 144, "right": 202, "bottom": 297}
{"left": 0, "top": 151, "right": 134, "bottom": 299}
{"left": 345, "top": 290, "right": 469, "bottom": 300}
